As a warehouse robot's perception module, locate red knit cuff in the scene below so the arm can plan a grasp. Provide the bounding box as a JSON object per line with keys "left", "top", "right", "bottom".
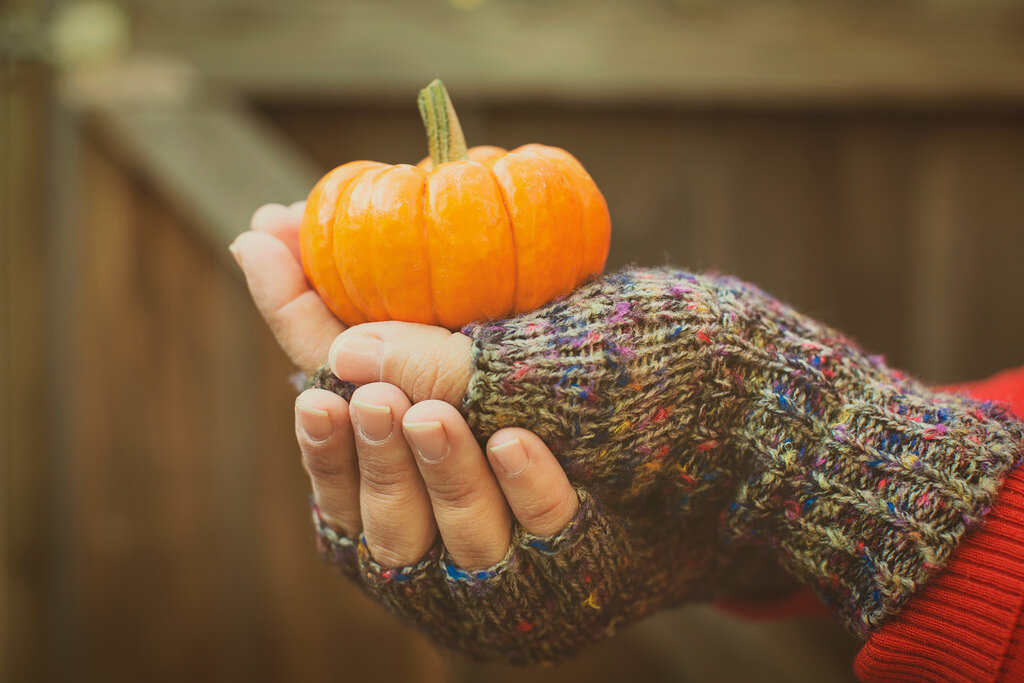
{"left": 855, "top": 464, "right": 1024, "bottom": 682}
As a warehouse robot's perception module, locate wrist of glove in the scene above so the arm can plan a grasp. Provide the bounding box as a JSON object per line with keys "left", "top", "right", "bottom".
{"left": 312, "top": 488, "right": 696, "bottom": 664}
{"left": 310, "top": 266, "right": 1024, "bottom": 660}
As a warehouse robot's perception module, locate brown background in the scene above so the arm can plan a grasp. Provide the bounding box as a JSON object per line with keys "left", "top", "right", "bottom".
{"left": 4, "top": 1, "right": 1023, "bottom": 681}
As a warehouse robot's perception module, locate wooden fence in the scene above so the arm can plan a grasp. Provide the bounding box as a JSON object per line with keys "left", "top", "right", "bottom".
{"left": 4, "top": 2, "right": 1024, "bottom": 681}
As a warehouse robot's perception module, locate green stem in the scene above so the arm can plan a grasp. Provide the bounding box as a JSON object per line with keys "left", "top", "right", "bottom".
{"left": 417, "top": 79, "right": 469, "bottom": 166}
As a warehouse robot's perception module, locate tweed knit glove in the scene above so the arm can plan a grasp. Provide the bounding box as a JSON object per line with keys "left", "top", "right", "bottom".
{"left": 309, "top": 267, "right": 1024, "bottom": 663}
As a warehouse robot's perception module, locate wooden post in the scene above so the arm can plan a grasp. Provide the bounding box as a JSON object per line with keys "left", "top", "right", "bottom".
{"left": 1, "top": 56, "right": 59, "bottom": 683}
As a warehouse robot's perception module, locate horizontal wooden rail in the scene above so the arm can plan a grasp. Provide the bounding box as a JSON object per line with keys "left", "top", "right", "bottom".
{"left": 126, "top": 0, "right": 1024, "bottom": 106}
{"left": 81, "top": 77, "right": 321, "bottom": 271}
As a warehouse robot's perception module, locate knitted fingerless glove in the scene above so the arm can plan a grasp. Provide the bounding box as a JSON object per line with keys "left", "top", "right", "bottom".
{"left": 310, "top": 267, "right": 1024, "bottom": 662}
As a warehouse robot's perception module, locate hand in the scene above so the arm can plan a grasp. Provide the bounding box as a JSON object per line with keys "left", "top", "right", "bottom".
{"left": 231, "top": 202, "right": 579, "bottom": 570}
{"left": 231, "top": 203, "right": 832, "bottom": 664}
{"left": 230, "top": 202, "right": 343, "bottom": 375}
{"left": 234, "top": 204, "right": 1024, "bottom": 662}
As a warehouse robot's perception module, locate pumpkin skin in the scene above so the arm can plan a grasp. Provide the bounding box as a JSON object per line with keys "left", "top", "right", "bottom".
{"left": 299, "top": 143, "right": 611, "bottom": 330}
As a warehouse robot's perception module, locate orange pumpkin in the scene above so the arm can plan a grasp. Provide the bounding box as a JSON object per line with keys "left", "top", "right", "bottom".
{"left": 299, "top": 79, "right": 611, "bottom": 330}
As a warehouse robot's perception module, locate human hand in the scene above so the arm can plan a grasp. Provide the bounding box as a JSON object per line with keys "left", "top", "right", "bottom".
{"left": 230, "top": 203, "right": 763, "bottom": 663}
{"left": 234, "top": 202, "right": 1023, "bottom": 661}
{"left": 231, "top": 203, "right": 579, "bottom": 572}
{"left": 310, "top": 261, "right": 1022, "bottom": 648}
{"left": 233, "top": 203, "right": 651, "bottom": 664}
{"left": 229, "top": 202, "right": 343, "bottom": 375}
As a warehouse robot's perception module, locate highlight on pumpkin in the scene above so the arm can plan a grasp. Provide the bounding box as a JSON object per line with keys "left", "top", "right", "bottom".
{"left": 298, "top": 79, "right": 612, "bottom": 331}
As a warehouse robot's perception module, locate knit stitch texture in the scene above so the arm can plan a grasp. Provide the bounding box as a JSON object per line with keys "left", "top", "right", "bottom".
{"left": 310, "top": 267, "right": 1024, "bottom": 662}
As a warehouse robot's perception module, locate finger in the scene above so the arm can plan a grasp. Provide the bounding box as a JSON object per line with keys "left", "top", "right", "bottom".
{"left": 230, "top": 230, "right": 343, "bottom": 374}
{"left": 403, "top": 400, "right": 512, "bottom": 570}
{"left": 349, "top": 383, "right": 437, "bottom": 568}
{"left": 487, "top": 428, "right": 579, "bottom": 537}
{"left": 328, "top": 322, "right": 472, "bottom": 405}
{"left": 295, "top": 389, "right": 362, "bottom": 537}
{"left": 250, "top": 202, "right": 303, "bottom": 263}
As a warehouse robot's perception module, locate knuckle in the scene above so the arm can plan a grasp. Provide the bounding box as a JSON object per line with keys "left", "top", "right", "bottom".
{"left": 429, "top": 477, "right": 484, "bottom": 510}
{"left": 301, "top": 445, "right": 348, "bottom": 480}
{"left": 387, "top": 330, "right": 468, "bottom": 404}
{"left": 358, "top": 462, "right": 413, "bottom": 496}
{"left": 521, "top": 492, "right": 577, "bottom": 531}
{"left": 397, "top": 347, "right": 442, "bottom": 404}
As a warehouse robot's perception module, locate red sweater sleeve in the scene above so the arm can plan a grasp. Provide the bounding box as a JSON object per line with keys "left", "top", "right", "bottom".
{"left": 855, "top": 366, "right": 1024, "bottom": 682}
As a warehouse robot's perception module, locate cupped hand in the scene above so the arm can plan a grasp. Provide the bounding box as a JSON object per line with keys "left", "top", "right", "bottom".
{"left": 231, "top": 203, "right": 803, "bottom": 664}
{"left": 231, "top": 202, "right": 579, "bottom": 570}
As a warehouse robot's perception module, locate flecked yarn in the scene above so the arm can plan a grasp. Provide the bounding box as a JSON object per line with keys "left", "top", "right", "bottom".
{"left": 310, "top": 267, "right": 1024, "bottom": 662}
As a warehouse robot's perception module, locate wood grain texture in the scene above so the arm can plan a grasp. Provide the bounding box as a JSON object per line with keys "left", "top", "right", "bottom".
{"left": 124, "top": 0, "right": 1024, "bottom": 105}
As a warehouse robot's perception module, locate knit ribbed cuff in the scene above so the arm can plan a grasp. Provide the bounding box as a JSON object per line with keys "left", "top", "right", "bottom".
{"left": 311, "top": 488, "right": 645, "bottom": 664}
{"left": 855, "top": 463, "right": 1024, "bottom": 683}
{"left": 311, "top": 500, "right": 361, "bottom": 581}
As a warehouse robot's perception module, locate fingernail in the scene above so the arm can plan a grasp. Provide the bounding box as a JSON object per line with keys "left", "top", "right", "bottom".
{"left": 489, "top": 438, "right": 528, "bottom": 476}
{"left": 404, "top": 421, "right": 448, "bottom": 462}
{"left": 298, "top": 406, "right": 333, "bottom": 442}
{"left": 228, "top": 241, "right": 243, "bottom": 269}
{"left": 351, "top": 400, "right": 393, "bottom": 441}
{"left": 331, "top": 334, "right": 383, "bottom": 380}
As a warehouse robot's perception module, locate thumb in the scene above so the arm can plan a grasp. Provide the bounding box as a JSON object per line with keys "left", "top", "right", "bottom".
{"left": 328, "top": 322, "right": 473, "bottom": 405}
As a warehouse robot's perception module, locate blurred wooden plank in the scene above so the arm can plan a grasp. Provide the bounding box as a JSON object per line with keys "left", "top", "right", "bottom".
{"left": 0, "top": 58, "right": 57, "bottom": 683}
{"left": 126, "top": 0, "right": 1024, "bottom": 105}
{"left": 907, "top": 118, "right": 1024, "bottom": 383}
{"left": 821, "top": 118, "right": 921, "bottom": 376}
{"left": 68, "top": 137, "right": 452, "bottom": 682}
{"left": 81, "top": 83, "right": 320, "bottom": 267}
{"left": 947, "top": 122, "right": 1024, "bottom": 380}
{"left": 907, "top": 129, "right": 961, "bottom": 381}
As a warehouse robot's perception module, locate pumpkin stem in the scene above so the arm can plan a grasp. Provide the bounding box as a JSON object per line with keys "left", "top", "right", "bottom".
{"left": 417, "top": 79, "right": 470, "bottom": 166}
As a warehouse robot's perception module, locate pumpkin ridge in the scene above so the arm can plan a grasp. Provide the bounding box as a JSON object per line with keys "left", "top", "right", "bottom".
{"left": 300, "top": 82, "right": 610, "bottom": 329}
{"left": 324, "top": 162, "right": 383, "bottom": 325}
{"left": 368, "top": 164, "right": 432, "bottom": 325}
{"left": 364, "top": 166, "right": 402, "bottom": 321}
{"left": 418, "top": 171, "right": 440, "bottom": 326}
{"left": 535, "top": 147, "right": 586, "bottom": 292}
{"left": 335, "top": 165, "right": 393, "bottom": 321}
{"left": 485, "top": 159, "right": 519, "bottom": 319}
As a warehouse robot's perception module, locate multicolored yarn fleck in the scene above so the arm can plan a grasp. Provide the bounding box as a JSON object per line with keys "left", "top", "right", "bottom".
{"left": 304, "top": 365, "right": 356, "bottom": 402}
{"left": 310, "top": 266, "right": 1024, "bottom": 662}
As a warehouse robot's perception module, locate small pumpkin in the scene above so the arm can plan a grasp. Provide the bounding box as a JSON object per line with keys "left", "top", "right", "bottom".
{"left": 300, "top": 79, "right": 611, "bottom": 330}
